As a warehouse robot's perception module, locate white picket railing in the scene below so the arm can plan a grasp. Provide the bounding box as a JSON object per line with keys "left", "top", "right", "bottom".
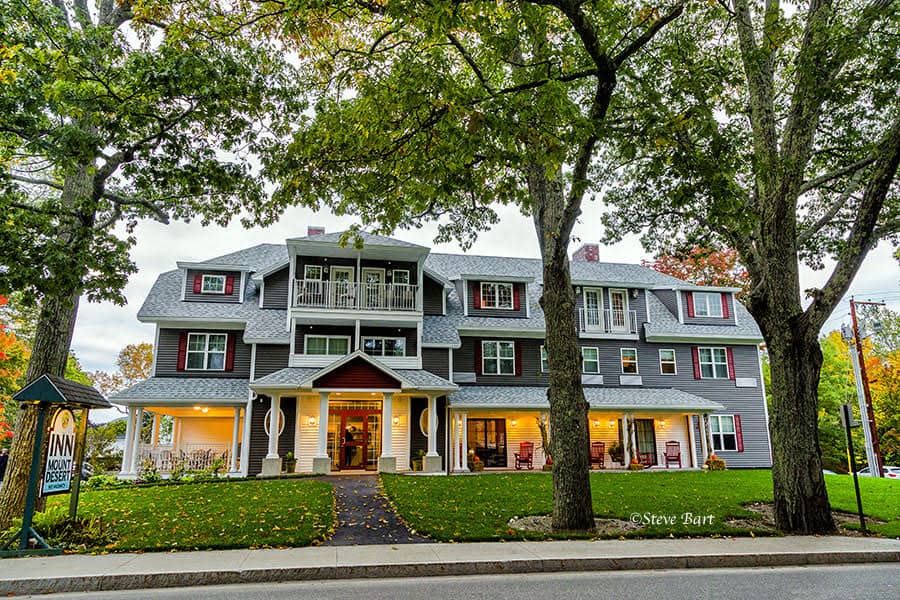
{"left": 138, "top": 445, "right": 232, "bottom": 473}
{"left": 577, "top": 308, "right": 638, "bottom": 334}
{"left": 293, "top": 280, "right": 419, "bottom": 311}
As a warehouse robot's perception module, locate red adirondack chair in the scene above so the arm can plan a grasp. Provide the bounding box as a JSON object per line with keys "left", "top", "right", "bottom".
{"left": 590, "top": 441, "right": 605, "bottom": 469}
{"left": 638, "top": 451, "right": 654, "bottom": 467}
{"left": 514, "top": 441, "right": 534, "bottom": 470}
{"left": 664, "top": 441, "right": 682, "bottom": 469}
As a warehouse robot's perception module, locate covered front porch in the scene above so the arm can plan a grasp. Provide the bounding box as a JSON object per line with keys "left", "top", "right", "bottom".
{"left": 250, "top": 351, "right": 457, "bottom": 475}
{"left": 446, "top": 387, "right": 723, "bottom": 472}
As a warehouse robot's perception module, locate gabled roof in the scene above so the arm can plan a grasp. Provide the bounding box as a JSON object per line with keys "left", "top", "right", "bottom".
{"left": 644, "top": 291, "right": 762, "bottom": 342}
{"left": 288, "top": 230, "right": 427, "bottom": 249}
{"left": 111, "top": 377, "right": 250, "bottom": 404}
{"left": 14, "top": 374, "right": 110, "bottom": 409}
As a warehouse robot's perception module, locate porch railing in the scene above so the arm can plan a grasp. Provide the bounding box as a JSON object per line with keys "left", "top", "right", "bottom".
{"left": 577, "top": 308, "right": 638, "bottom": 334}
{"left": 293, "top": 279, "right": 419, "bottom": 311}
{"left": 138, "top": 445, "right": 233, "bottom": 473}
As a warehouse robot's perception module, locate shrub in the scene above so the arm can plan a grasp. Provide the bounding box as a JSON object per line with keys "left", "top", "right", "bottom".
{"left": 135, "top": 458, "right": 161, "bottom": 484}
{"left": 83, "top": 474, "right": 127, "bottom": 490}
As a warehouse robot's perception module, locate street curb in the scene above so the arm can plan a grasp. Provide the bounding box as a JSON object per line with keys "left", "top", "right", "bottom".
{"left": 3, "top": 548, "right": 899, "bottom": 596}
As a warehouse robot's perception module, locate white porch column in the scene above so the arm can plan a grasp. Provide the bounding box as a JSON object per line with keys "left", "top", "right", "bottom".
{"left": 151, "top": 413, "right": 161, "bottom": 449}
{"left": 630, "top": 412, "right": 639, "bottom": 464}
{"left": 229, "top": 407, "right": 241, "bottom": 473}
{"left": 455, "top": 412, "right": 464, "bottom": 472}
{"left": 699, "top": 414, "right": 709, "bottom": 464}
{"left": 261, "top": 396, "right": 282, "bottom": 476}
{"left": 312, "top": 392, "right": 331, "bottom": 474}
{"left": 129, "top": 407, "right": 144, "bottom": 474}
{"left": 120, "top": 406, "right": 136, "bottom": 476}
{"left": 449, "top": 411, "right": 457, "bottom": 471}
{"left": 240, "top": 399, "right": 253, "bottom": 477}
{"left": 687, "top": 414, "right": 698, "bottom": 468}
{"left": 622, "top": 413, "right": 630, "bottom": 465}
{"left": 460, "top": 411, "right": 469, "bottom": 472}
{"left": 424, "top": 395, "right": 441, "bottom": 472}
{"left": 172, "top": 417, "right": 182, "bottom": 453}
{"left": 378, "top": 392, "right": 396, "bottom": 473}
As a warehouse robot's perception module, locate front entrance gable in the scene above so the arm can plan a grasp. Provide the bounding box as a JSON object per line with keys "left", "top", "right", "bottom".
{"left": 312, "top": 355, "right": 402, "bottom": 389}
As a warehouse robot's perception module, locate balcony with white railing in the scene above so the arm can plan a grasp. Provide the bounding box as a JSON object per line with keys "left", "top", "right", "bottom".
{"left": 293, "top": 280, "right": 420, "bottom": 312}
{"left": 577, "top": 308, "right": 639, "bottom": 335}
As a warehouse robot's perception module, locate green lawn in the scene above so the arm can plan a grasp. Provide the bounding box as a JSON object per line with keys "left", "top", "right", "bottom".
{"left": 381, "top": 470, "right": 900, "bottom": 541}
{"left": 46, "top": 479, "right": 335, "bottom": 552}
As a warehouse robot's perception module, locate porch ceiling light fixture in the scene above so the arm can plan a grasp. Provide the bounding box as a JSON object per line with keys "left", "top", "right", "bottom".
{"left": 392, "top": 416, "right": 400, "bottom": 425}
{"left": 607, "top": 419, "right": 616, "bottom": 429}
{"left": 659, "top": 419, "right": 668, "bottom": 429}
{"left": 201, "top": 407, "right": 209, "bottom": 413}
{"left": 510, "top": 419, "right": 517, "bottom": 427}
{"left": 307, "top": 416, "right": 317, "bottom": 426}
{"left": 592, "top": 419, "right": 600, "bottom": 428}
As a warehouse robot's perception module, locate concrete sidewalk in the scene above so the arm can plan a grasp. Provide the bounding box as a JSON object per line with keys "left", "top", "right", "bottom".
{"left": 0, "top": 536, "right": 898, "bottom": 596}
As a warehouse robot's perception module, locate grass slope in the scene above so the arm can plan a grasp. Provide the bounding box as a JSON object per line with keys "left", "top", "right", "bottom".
{"left": 382, "top": 470, "right": 900, "bottom": 541}
{"left": 49, "top": 478, "right": 335, "bottom": 552}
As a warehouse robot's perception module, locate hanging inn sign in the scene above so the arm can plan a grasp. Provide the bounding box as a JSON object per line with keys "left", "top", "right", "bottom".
{"left": 42, "top": 408, "right": 76, "bottom": 495}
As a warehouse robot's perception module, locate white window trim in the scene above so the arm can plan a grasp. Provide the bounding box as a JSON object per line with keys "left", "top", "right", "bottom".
{"left": 481, "top": 340, "right": 516, "bottom": 375}
{"left": 186, "top": 333, "right": 227, "bottom": 371}
{"left": 709, "top": 414, "right": 737, "bottom": 452}
{"left": 361, "top": 336, "right": 407, "bottom": 357}
{"left": 201, "top": 274, "right": 226, "bottom": 294}
{"left": 540, "top": 345, "right": 548, "bottom": 373}
{"left": 581, "top": 347, "right": 600, "bottom": 374}
{"left": 480, "top": 282, "right": 514, "bottom": 310}
{"left": 304, "top": 334, "right": 352, "bottom": 356}
{"left": 391, "top": 269, "right": 410, "bottom": 285}
{"left": 658, "top": 348, "right": 677, "bottom": 376}
{"left": 620, "top": 347, "right": 639, "bottom": 374}
{"left": 304, "top": 264, "right": 323, "bottom": 280}
{"left": 698, "top": 346, "right": 729, "bottom": 379}
{"left": 694, "top": 292, "right": 724, "bottom": 318}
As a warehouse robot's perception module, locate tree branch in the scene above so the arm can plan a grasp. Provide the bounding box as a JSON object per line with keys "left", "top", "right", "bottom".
{"left": 798, "top": 156, "right": 877, "bottom": 194}
{"left": 8, "top": 174, "right": 64, "bottom": 191}
{"left": 612, "top": 2, "right": 685, "bottom": 68}
{"left": 447, "top": 32, "right": 494, "bottom": 93}
{"left": 797, "top": 167, "right": 868, "bottom": 246}
{"left": 101, "top": 191, "right": 170, "bottom": 224}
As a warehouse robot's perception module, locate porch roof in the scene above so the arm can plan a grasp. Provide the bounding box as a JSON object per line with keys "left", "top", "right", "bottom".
{"left": 111, "top": 377, "right": 249, "bottom": 406}
{"left": 448, "top": 386, "right": 724, "bottom": 412}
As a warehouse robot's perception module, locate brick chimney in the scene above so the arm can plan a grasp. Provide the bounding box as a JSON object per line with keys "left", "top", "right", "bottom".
{"left": 572, "top": 243, "right": 599, "bottom": 262}
{"left": 307, "top": 226, "right": 325, "bottom": 237}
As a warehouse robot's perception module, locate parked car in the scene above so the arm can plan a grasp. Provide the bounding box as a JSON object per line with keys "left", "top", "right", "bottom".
{"left": 855, "top": 465, "right": 900, "bottom": 479}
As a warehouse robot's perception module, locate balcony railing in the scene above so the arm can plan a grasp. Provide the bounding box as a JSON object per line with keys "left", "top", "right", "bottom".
{"left": 293, "top": 279, "right": 419, "bottom": 311}
{"left": 577, "top": 308, "right": 638, "bottom": 334}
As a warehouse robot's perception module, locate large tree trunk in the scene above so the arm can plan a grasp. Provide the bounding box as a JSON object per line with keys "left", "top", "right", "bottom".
{"left": 528, "top": 165, "right": 594, "bottom": 532}
{"left": 0, "top": 289, "right": 80, "bottom": 529}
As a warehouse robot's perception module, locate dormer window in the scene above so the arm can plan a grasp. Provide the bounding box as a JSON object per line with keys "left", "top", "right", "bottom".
{"left": 480, "top": 282, "right": 513, "bottom": 309}
{"left": 201, "top": 275, "right": 226, "bottom": 294}
{"left": 693, "top": 292, "right": 724, "bottom": 317}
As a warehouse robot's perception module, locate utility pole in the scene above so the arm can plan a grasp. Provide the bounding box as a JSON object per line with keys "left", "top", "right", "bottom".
{"left": 849, "top": 298, "right": 885, "bottom": 478}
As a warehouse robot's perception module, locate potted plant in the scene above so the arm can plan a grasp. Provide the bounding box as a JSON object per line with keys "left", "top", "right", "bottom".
{"left": 411, "top": 449, "right": 425, "bottom": 471}
{"left": 608, "top": 441, "right": 624, "bottom": 464}
{"left": 472, "top": 454, "right": 484, "bottom": 472}
{"left": 283, "top": 451, "right": 297, "bottom": 473}
{"left": 705, "top": 453, "right": 726, "bottom": 471}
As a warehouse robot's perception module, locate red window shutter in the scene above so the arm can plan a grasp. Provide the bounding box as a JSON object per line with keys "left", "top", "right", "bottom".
{"left": 734, "top": 415, "right": 744, "bottom": 452}
{"left": 686, "top": 292, "right": 695, "bottom": 317}
{"left": 225, "top": 333, "right": 236, "bottom": 371}
{"left": 721, "top": 293, "right": 730, "bottom": 319}
{"left": 691, "top": 346, "right": 701, "bottom": 379}
{"left": 513, "top": 285, "right": 521, "bottom": 311}
{"left": 193, "top": 274, "right": 202, "bottom": 294}
{"left": 726, "top": 347, "right": 736, "bottom": 380}
{"left": 177, "top": 332, "right": 188, "bottom": 371}
{"left": 473, "top": 283, "right": 481, "bottom": 309}
{"left": 514, "top": 341, "right": 522, "bottom": 376}
{"left": 225, "top": 275, "right": 235, "bottom": 295}
{"left": 474, "top": 339, "right": 482, "bottom": 375}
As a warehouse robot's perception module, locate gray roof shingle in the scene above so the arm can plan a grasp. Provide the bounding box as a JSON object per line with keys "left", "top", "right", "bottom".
{"left": 250, "top": 365, "right": 455, "bottom": 390}
{"left": 290, "top": 230, "right": 427, "bottom": 249}
{"left": 644, "top": 291, "right": 762, "bottom": 341}
{"left": 111, "top": 377, "right": 250, "bottom": 403}
{"left": 449, "top": 386, "right": 724, "bottom": 411}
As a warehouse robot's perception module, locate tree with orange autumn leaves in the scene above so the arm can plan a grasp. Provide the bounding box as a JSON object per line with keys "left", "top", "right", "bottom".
{"left": 642, "top": 248, "right": 751, "bottom": 301}
{"left": 0, "top": 296, "right": 28, "bottom": 445}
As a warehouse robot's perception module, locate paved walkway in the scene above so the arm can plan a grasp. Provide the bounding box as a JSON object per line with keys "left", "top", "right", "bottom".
{"left": 320, "top": 475, "right": 428, "bottom": 546}
{"left": 0, "top": 536, "right": 897, "bottom": 596}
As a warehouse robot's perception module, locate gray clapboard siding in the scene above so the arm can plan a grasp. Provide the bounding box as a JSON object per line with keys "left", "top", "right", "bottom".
{"left": 254, "top": 344, "right": 290, "bottom": 379}
{"left": 183, "top": 269, "right": 242, "bottom": 303}
{"left": 422, "top": 348, "right": 450, "bottom": 379}
{"left": 359, "top": 326, "right": 418, "bottom": 356}
{"left": 423, "top": 275, "right": 444, "bottom": 315}
{"left": 247, "top": 395, "right": 296, "bottom": 476}
{"left": 155, "top": 328, "right": 251, "bottom": 378}
{"left": 262, "top": 267, "right": 289, "bottom": 309}
{"left": 296, "top": 257, "right": 418, "bottom": 284}
{"left": 409, "top": 396, "right": 447, "bottom": 461}
{"left": 294, "top": 324, "right": 356, "bottom": 353}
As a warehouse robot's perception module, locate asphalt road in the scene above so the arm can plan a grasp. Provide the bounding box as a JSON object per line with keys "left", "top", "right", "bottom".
{"left": 34, "top": 564, "right": 900, "bottom": 600}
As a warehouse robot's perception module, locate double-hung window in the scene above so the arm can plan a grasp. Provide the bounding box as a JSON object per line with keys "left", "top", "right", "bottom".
{"left": 540, "top": 345, "right": 549, "bottom": 373}
{"left": 304, "top": 265, "right": 323, "bottom": 280}
{"left": 582, "top": 347, "right": 600, "bottom": 374}
{"left": 698, "top": 347, "right": 729, "bottom": 378}
{"left": 709, "top": 415, "right": 737, "bottom": 451}
{"left": 480, "top": 282, "right": 513, "bottom": 309}
{"left": 186, "top": 333, "right": 227, "bottom": 370}
{"left": 392, "top": 270, "right": 410, "bottom": 285}
{"left": 201, "top": 275, "right": 225, "bottom": 294}
{"left": 620, "top": 348, "right": 638, "bottom": 374}
{"left": 362, "top": 336, "right": 406, "bottom": 357}
{"left": 659, "top": 349, "right": 677, "bottom": 375}
{"left": 694, "top": 292, "right": 723, "bottom": 317}
{"left": 305, "top": 335, "right": 350, "bottom": 356}
{"left": 482, "top": 341, "right": 515, "bottom": 375}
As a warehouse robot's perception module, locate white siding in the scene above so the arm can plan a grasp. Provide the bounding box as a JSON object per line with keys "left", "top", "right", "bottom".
{"left": 296, "top": 395, "right": 320, "bottom": 472}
